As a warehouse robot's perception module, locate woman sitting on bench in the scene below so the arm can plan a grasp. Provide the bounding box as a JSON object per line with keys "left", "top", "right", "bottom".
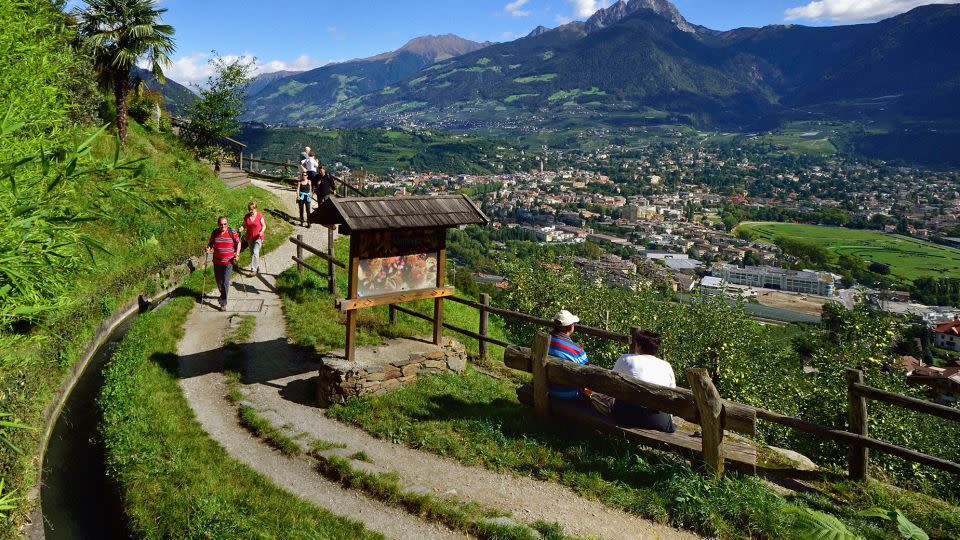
{"left": 610, "top": 331, "right": 677, "bottom": 433}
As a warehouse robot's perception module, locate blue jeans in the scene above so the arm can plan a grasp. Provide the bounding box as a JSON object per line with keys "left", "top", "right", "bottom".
{"left": 213, "top": 263, "right": 232, "bottom": 306}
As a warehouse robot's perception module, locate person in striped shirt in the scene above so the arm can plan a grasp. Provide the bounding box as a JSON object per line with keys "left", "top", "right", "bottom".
{"left": 206, "top": 216, "right": 241, "bottom": 311}
{"left": 548, "top": 309, "right": 589, "bottom": 400}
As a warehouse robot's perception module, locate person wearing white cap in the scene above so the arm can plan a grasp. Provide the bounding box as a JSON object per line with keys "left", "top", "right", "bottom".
{"left": 547, "top": 309, "right": 589, "bottom": 400}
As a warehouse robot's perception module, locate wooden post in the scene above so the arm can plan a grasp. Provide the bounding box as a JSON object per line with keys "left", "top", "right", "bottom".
{"left": 532, "top": 332, "right": 551, "bottom": 419}
{"left": 296, "top": 234, "right": 304, "bottom": 275}
{"left": 629, "top": 326, "right": 642, "bottom": 353}
{"left": 479, "top": 293, "right": 490, "bottom": 361}
{"left": 239, "top": 149, "right": 243, "bottom": 170}
{"left": 345, "top": 235, "right": 360, "bottom": 362}
{"left": 686, "top": 367, "right": 725, "bottom": 478}
{"left": 327, "top": 226, "right": 336, "bottom": 294}
{"left": 389, "top": 304, "right": 397, "bottom": 324}
{"left": 433, "top": 234, "right": 447, "bottom": 345}
{"left": 847, "top": 368, "right": 869, "bottom": 481}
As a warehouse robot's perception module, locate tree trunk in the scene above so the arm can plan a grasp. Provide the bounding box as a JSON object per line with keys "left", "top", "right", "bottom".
{"left": 114, "top": 69, "right": 131, "bottom": 145}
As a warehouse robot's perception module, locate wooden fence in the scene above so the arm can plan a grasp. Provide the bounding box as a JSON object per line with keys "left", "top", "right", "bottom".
{"left": 291, "top": 228, "right": 960, "bottom": 481}
{"left": 241, "top": 157, "right": 367, "bottom": 196}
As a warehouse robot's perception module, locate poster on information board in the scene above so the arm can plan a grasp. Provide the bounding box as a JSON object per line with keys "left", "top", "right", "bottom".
{"left": 357, "top": 253, "right": 439, "bottom": 297}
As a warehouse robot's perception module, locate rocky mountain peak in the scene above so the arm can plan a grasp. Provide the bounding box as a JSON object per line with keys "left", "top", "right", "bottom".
{"left": 393, "top": 34, "right": 492, "bottom": 61}
{"left": 527, "top": 25, "right": 550, "bottom": 38}
{"left": 585, "top": 0, "right": 694, "bottom": 34}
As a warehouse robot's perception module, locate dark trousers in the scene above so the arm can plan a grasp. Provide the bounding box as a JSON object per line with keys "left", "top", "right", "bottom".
{"left": 297, "top": 196, "right": 311, "bottom": 223}
{"left": 612, "top": 401, "right": 676, "bottom": 432}
{"left": 213, "top": 263, "right": 232, "bottom": 306}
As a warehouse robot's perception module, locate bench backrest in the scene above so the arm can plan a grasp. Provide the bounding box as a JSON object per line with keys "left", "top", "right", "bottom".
{"left": 504, "top": 344, "right": 756, "bottom": 436}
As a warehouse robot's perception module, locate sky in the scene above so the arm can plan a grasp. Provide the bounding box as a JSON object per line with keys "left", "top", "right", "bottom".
{"left": 88, "top": 0, "right": 959, "bottom": 86}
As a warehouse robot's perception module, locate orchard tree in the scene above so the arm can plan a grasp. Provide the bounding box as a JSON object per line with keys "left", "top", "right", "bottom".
{"left": 73, "top": 0, "right": 175, "bottom": 144}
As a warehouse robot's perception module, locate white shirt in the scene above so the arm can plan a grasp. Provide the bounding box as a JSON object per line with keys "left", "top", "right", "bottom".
{"left": 613, "top": 354, "right": 676, "bottom": 389}
{"left": 301, "top": 157, "right": 318, "bottom": 173}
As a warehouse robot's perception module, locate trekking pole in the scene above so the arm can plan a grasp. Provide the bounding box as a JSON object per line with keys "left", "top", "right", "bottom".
{"left": 199, "top": 251, "right": 209, "bottom": 305}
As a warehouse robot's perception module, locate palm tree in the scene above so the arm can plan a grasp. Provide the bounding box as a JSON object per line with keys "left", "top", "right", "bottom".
{"left": 73, "top": 0, "right": 175, "bottom": 144}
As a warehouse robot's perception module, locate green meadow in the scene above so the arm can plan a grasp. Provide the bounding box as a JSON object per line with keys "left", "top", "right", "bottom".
{"left": 737, "top": 222, "right": 960, "bottom": 280}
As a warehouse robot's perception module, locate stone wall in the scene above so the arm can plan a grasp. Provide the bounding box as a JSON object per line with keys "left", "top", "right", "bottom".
{"left": 317, "top": 337, "right": 467, "bottom": 407}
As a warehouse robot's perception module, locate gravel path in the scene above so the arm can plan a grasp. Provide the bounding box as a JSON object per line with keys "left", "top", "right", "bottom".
{"left": 178, "top": 179, "right": 704, "bottom": 540}
{"left": 178, "top": 180, "right": 462, "bottom": 540}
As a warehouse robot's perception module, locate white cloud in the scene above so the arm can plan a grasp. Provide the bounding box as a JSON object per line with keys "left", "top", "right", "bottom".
{"left": 785, "top": 0, "right": 959, "bottom": 21}
{"left": 505, "top": 0, "right": 531, "bottom": 16}
{"left": 159, "top": 52, "right": 326, "bottom": 86}
{"left": 567, "top": 0, "right": 610, "bottom": 18}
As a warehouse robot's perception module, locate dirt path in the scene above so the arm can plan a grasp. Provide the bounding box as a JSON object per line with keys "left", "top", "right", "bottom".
{"left": 178, "top": 180, "right": 462, "bottom": 540}
{"left": 178, "top": 179, "right": 703, "bottom": 540}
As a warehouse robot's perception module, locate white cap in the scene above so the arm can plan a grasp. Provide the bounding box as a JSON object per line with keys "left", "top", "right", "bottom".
{"left": 554, "top": 309, "right": 580, "bottom": 326}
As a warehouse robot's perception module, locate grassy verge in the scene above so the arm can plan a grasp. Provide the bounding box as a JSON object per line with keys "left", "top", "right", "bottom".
{"left": 237, "top": 405, "right": 302, "bottom": 457}
{"left": 98, "top": 270, "right": 382, "bottom": 539}
{"left": 0, "top": 122, "right": 291, "bottom": 533}
{"left": 327, "top": 370, "right": 960, "bottom": 540}
{"left": 276, "top": 237, "right": 513, "bottom": 364}
{"left": 312, "top": 452, "right": 569, "bottom": 540}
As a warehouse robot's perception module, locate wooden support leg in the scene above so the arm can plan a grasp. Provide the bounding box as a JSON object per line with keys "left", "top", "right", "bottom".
{"left": 532, "top": 332, "right": 551, "bottom": 420}
{"left": 479, "top": 293, "right": 490, "bottom": 361}
{"left": 686, "top": 367, "right": 725, "bottom": 478}
{"left": 327, "top": 226, "right": 336, "bottom": 294}
{"left": 345, "top": 310, "right": 357, "bottom": 362}
{"left": 847, "top": 368, "right": 869, "bottom": 481}
{"left": 296, "top": 234, "right": 303, "bottom": 275}
{"left": 433, "top": 298, "right": 444, "bottom": 345}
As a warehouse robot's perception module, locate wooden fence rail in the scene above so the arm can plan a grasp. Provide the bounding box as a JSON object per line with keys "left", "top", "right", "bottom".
{"left": 243, "top": 157, "right": 367, "bottom": 196}
{"left": 290, "top": 233, "right": 960, "bottom": 482}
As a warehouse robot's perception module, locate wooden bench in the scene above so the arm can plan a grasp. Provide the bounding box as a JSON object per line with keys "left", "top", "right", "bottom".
{"left": 504, "top": 333, "right": 757, "bottom": 476}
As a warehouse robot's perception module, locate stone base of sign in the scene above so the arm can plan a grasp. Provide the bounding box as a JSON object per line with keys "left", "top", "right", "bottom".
{"left": 317, "top": 336, "right": 467, "bottom": 407}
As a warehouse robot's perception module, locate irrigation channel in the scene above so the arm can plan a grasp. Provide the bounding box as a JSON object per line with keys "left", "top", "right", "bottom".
{"left": 38, "top": 300, "right": 166, "bottom": 539}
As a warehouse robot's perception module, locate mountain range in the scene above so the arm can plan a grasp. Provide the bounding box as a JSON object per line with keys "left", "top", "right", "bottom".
{"left": 242, "top": 34, "right": 492, "bottom": 124}
{"left": 132, "top": 66, "right": 196, "bottom": 116}
{"left": 229, "top": 0, "right": 960, "bottom": 132}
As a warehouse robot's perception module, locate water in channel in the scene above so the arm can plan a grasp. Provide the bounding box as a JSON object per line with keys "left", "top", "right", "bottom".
{"left": 40, "top": 314, "right": 135, "bottom": 540}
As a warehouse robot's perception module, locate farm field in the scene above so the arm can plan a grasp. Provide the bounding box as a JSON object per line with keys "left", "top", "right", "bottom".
{"left": 737, "top": 222, "right": 960, "bottom": 280}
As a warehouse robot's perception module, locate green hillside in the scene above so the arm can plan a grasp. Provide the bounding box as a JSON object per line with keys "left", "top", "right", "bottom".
{"left": 737, "top": 222, "right": 960, "bottom": 280}
{"left": 303, "top": 4, "right": 960, "bottom": 139}
{"left": 0, "top": 2, "right": 291, "bottom": 531}
{"left": 240, "top": 126, "right": 523, "bottom": 174}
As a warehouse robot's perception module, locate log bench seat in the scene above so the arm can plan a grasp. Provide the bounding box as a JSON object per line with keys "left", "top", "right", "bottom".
{"left": 504, "top": 335, "right": 758, "bottom": 477}
{"left": 516, "top": 384, "right": 757, "bottom": 474}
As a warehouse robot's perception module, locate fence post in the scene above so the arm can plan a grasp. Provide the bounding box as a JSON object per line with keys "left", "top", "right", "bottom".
{"left": 479, "top": 293, "right": 490, "bottom": 362}
{"left": 629, "top": 326, "right": 642, "bottom": 352}
{"left": 847, "top": 368, "right": 869, "bottom": 481}
{"left": 296, "top": 234, "right": 303, "bottom": 275}
{"left": 532, "top": 332, "right": 551, "bottom": 420}
{"left": 327, "top": 226, "right": 336, "bottom": 294}
{"left": 389, "top": 305, "right": 397, "bottom": 325}
{"left": 686, "top": 367, "right": 725, "bottom": 478}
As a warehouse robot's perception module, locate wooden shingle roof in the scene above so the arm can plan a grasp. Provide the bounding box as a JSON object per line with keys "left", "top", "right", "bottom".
{"left": 312, "top": 194, "right": 489, "bottom": 233}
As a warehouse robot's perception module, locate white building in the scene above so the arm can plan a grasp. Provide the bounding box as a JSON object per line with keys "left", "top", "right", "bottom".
{"left": 718, "top": 264, "right": 835, "bottom": 296}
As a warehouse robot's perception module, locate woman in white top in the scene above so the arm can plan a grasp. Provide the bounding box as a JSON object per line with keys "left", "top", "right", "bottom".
{"left": 611, "top": 330, "right": 677, "bottom": 432}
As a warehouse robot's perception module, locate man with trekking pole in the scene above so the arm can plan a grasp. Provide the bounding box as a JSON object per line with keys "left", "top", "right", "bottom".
{"left": 206, "top": 216, "right": 241, "bottom": 311}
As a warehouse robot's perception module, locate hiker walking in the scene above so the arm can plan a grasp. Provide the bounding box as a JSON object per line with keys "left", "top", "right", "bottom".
{"left": 206, "top": 216, "right": 241, "bottom": 311}
{"left": 242, "top": 201, "right": 266, "bottom": 275}
{"left": 298, "top": 146, "right": 311, "bottom": 173}
{"left": 296, "top": 172, "right": 313, "bottom": 228}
